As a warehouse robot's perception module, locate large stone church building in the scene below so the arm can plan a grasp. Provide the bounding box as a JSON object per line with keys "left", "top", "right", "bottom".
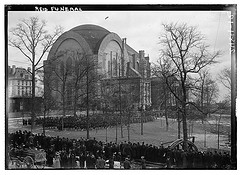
{"left": 45, "top": 24, "right": 151, "bottom": 111}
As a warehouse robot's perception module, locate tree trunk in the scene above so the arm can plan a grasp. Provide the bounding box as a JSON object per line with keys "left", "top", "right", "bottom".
{"left": 165, "top": 106, "right": 169, "bottom": 131}
{"left": 73, "top": 90, "right": 78, "bottom": 117}
{"left": 141, "top": 111, "right": 143, "bottom": 135}
{"left": 217, "top": 121, "right": 220, "bottom": 149}
{"left": 128, "top": 112, "right": 130, "bottom": 142}
{"left": 177, "top": 110, "right": 181, "bottom": 139}
{"left": 182, "top": 88, "right": 188, "bottom": 151}
{"left": 201, "top": 82, "right": 204, "bottom": 124}
{"left": 164, "top": 85, "right": 169, "bottom": 131}
{"left": 115, "top": 112, "right": 118, "bottom": 143}
{"left": 62, "top": 94, "right": 65, "bottom": 131}
{"left": 43, "top": 109, "right": 46, "bottom": 136}
{"left": 31, "top": 59, "right": 36, "bottom": 131}
{"left": 86, "top": 71, "right": 90, "bottom": 139}
{"left": 105, "top": 127, "right": 108, "bottom": 142}
{"left": 120, "top": 115, "right": 123, "bottom": 138}
{"left": 204, "top": 121, "right": 206, "bottom": 147}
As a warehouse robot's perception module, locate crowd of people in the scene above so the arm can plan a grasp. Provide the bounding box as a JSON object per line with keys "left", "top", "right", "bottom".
{"left": 8, "top": 130, "right": 232, "bottom": 169}
{"left": 22, "top": 112, "right": 157, "bottom": 131}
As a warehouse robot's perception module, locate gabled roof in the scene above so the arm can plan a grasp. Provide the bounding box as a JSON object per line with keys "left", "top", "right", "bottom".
{"left": 125, "top": 44, "right": 139, "bottom": 56}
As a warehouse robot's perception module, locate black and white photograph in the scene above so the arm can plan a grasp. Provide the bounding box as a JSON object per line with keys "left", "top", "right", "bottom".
{"left": 4, "top": 4, "right": 237, "bottom": 171}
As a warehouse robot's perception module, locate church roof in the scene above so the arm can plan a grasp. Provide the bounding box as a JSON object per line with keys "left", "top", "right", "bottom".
{"left": 70, "top": 24, "right": 110, "bottom": 54}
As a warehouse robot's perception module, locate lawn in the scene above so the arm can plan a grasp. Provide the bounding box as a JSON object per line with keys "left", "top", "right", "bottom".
{"left": 8, "top": 117, "right": 230, "bottom": 151}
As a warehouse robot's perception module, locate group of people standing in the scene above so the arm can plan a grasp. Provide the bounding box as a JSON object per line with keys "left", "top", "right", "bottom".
{"left": 8, "top": 130, "right": 231, "bottom": 169}
{"left": 22, "top": 113, "right": 157, "bottom": 131}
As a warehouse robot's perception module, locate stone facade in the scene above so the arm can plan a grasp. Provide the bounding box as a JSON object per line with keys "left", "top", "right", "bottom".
{"left": 8, "top": 65, "right": 43, "bottom": 113}
{"left": 45, "top": 24, "right": 151, "bottom": 111}
{"left": 8, "top": 65, "right": 32, "bottom": 98}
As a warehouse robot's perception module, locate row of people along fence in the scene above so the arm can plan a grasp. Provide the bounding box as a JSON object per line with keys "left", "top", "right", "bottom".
{"left": 8, "top": 130, "right": 231, "bottom": 169}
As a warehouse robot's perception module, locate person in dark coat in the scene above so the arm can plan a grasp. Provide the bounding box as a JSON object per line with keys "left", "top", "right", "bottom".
{"left": 141, "top": 156, "right": 146, "bottom": 169}
{"left": 60, "top": 150, "right": 68, "bottom": 168}
{"left": 123, "top": 158, "right": 131, "bottom": 169}
{"left": 108, "top": 156, "right": 114, "bottom": 169}
{"left": 79, "top": 152, "right": 85, "bottom": 169}
{"left": 86, "top": 152, "right": 96, "bottom": 169}
{"left": 46, "top": 148, "right": 54, "bottom": 167}
{"left": 68, "top": 150, "right": 76, "bottom": 168}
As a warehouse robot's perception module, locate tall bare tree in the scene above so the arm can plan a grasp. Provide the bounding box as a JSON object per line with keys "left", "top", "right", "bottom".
{"left": 218, "top": 67, "right": 231, "bottom": 101}
{"left": 191, "top": 69, "right": 219, "bottom": 122}
{"left": 46, "top": 52, "right": 72, "bottom": 130}
{"left": 9, "top": 16, "right": 62, "bottom": 130}
{"left": 65, "top": 50, "right": 98, "bottom": 117}
{"left": 152, "top": 22, "right": 221, "bottom": 151}
{"left": 34, "top": 68, "right": 56, "bottom": 135}
{"left": 45, "top": 49, "right": 99, "bottom": 137}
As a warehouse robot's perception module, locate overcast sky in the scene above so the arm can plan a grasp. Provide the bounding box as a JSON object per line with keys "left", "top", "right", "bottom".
{"left": 8, "top": 10, "right": 232, "bottom": 100}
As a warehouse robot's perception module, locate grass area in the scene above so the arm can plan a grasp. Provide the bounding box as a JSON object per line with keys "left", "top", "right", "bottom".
{"left": 8, "top": 117, "right": 230, "bottom": 151}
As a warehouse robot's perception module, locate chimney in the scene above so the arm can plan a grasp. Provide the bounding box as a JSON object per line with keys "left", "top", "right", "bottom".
{"left": 123, "top": 38, "right": 127, "bottom": 44}
{"left": 139, "top": 50, "right": 145, "bottom": 59}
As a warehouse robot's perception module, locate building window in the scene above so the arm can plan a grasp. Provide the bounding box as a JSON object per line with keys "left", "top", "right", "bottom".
{"left": 18, "top": 80, "right": 20, "bottom": 85}
{"left": 113, "top": 57, "right": 117, "bottom": 77}
{"left": 108, "top": 60, "right": 111, "bottom": 77}
{"left": 102, "top": 53, "right": 107, "bottom": 71}
{"left": 136, "top": 62, "right": 139, "bottom": 71}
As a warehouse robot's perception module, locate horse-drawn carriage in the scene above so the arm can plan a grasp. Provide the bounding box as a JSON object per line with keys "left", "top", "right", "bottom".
{"left": 8, "top": 147, "right": 47, "bottom": 169}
